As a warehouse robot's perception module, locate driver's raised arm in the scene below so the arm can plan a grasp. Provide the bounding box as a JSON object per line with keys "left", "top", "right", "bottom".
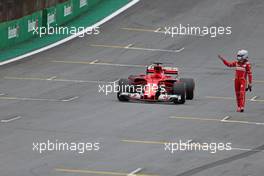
{"left": 218, "top": 55, "right": 236, "bottom": 67}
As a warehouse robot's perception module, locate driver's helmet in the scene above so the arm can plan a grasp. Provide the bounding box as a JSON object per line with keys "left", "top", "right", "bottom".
{"left": 237, "top": 49, "right": 248, "bottom": 61}
{"left": 154, "top": 65, "right": 162, "bottom": 74}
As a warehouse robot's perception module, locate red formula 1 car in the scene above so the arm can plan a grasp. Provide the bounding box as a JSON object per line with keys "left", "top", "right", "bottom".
{"left": 117, "top": 63, "right": 195, "bottom": 104}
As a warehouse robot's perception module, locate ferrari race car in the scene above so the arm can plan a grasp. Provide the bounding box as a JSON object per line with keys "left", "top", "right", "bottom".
{"left": 117, "top": 63, "right": 195, "bottom": 104}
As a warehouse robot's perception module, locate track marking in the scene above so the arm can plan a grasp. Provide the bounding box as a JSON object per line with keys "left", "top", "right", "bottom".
{"left": 0, "top": 94, "right": 79, "bottom": 102}
{"left": 169, "top": 116, "right": 220, "bottom": 122}
{"left": 46, "top": 78, "right": 107, "bottom": 84}
{"left": 52, "top": 60, "right": 146, "bottom": 68}
{"left": 121, "top": 27, "right": 205, "bottom": 36}
{"left": 154, "top": 27, "right": 162, "bottom": 33}
{"left": 121, "top": 27, "right": 157, "bottom": 33}
{"left": 169, "top": 116, "right": 264, "bottom": 126}
{"left": 90, "top": 59, "right": 99, "bottom": 64}
{"left": 122, "top": 139, "right": 167, "bottom": 145}
{"left": 206, "top": 96, "right": 264, "bottom": 103}
{"left": 5, "top": 76, "right": 51, "bottom": 81}
{"left": 0, "top": 96, "right": 61, "bottom": 102}
{"left": 90, "top": 44, "right": 184, "bottom": 53}
{"left": 206, "top": 96, "right": 234, "bottom": 100}
{"left": 4, "top": 76, "right": 108, "bottom": 84}
{"left": 95, "top": 62, "right": 146, "bottom": 68}
{"left": 122, "top": 139, "right": 192, "bottom": 146}
{"left": 250, "top": 96, "right": 259, "bottom": 101}
{"left": 221, "top": 116, "right": 231, "bottom": 122}
{"left": 125, "top": 44, "right": 134, "bottom": 48}
{"left": 1, "top": 116, "right": 22, "bottom": 123}
{"left": 121, "top": 27, "right": 165, "bottom": 34}
{"left": 61, "top": 96, "right": 79, "bottom": 102}
{"left": 110, "top": 79, "right": 120, "bottom": 84}
{"left": 52, "top": 60, "right": 96, "bottom": 65}
{"left": 0, "top": 0, "right": 140, "bottom": 66}
{"left": 186, "top": 139, "right": 193, "bottom": 144}
{"left": 224, "top": 119, "right": 264, "bottom": 126}
{"left": 176, "top": 47, "right": 185, "bottom": 52}
{"left": 47, "top": 76, "right": 57, "bottom": 80}
{"left": 128, "top": 168, "right": 143, "bottom": 176}
{"left": 254, "top": 80, "right": 264, "bottom": 83}
{"left": 255, "top": 64, "right": 264, "bottom": 67}
{"left": 121, "top": 139, "right": 263, "bottom": 152}
{"left": 91, "top": 44, "right": 126, "bottom": 49}
{"left": 55, "top": 168, "right": 159, "bottom": 176}
{"left": 231, "top": 147, "right": 262, "bottom": 152}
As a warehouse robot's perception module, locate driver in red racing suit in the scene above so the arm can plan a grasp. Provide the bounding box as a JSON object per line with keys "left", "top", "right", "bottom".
{"left": 218, "top": 50, "right": 253, "bottom": 112}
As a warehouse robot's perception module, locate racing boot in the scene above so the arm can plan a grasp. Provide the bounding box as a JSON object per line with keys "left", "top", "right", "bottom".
{"left": 240, "top": 108, "right": 244, "bottom": 112}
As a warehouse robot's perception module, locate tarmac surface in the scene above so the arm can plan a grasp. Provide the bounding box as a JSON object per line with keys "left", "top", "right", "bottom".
{"left": 1, "top": 0, "right": 264, "bottom": 175}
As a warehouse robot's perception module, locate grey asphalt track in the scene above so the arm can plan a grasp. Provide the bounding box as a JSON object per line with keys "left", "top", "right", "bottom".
{"left": 1, "top": 0, "right": 264, "bottom": 175}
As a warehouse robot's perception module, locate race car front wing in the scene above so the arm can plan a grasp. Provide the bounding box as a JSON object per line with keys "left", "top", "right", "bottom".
{"left": 119, "top": 92, "right": 182, "bottom": 102}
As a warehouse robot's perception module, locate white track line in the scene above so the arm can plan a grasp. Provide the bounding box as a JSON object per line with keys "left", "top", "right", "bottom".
{"left": 54, "top": 78, "right": 106, "bottom": 84}
{"left": 91, "top": 44, "right": 184, "bottom": 53}
{"left": 5, "top": 76, "right": 108, "bottom": 84}
{"left": 250, "top": 96, "right": 259, "bottom": 101}
{"left": 0, "top": 96, "right": 79, "bottom": 102}
{"left": 127, "top": 168, "right": 143, "bottom": 176}
{"left": 128, "top": 46, "right": 183, "bottom": 53}
{"left": 125, "top": 44, "right": 134, "bottom": 48}
{"left": 52, "top": 60, "right": 146, "bottom": 68}
{"left": 47, "top": 76, "right": 57, "bottom": 80}
{"left": 222, "top": 119, "right": 264, "bottom": 126}
{"left": 206, "top": 96, "right": 264, "bottom": 103}
{"left": 123, "top": 139, "right": 263, "bottom": 153}
{"left": 1, "top": 116, "right": 22, "bottom": 123}
{"left": 175, "top": 47, "right": 185, "bottom": 52}
{"left": 231, "top": 147, "right": 263, "bottom": 152}
{"left": 109, "top": 79, "right": 120, "bottom": 84}
{"left": 89, "top": 59, "right": 99, "bottom": 64}
{"left": 93, "top": 62, "right": 146, "bottom": 68}
{"left": 0, "top": 0, "right": 140, "bottom": 66}
{"left": 169, "top": 116, "right": 264, "bottom": 126}
{"left": 221, "top": 116, "right": 231, "bottom": 122}
{"left": 61, "top": 96, "right": 79, "bottom": 102}
{"left": 186, "top": 139, "right": 193, "bottom": 144}
{"left": 0, "top": 96, "right": 60, "bottom": 102}
{"left": 154, "top": 28, "right": 161, "bottom": 33}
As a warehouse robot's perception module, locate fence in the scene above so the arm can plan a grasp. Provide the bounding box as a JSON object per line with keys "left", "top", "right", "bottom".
{"left": 0, "top": 0, "right": 102, "bottom": 49}
{"left": 0, "top": 0, "right": 69, "bottom": 23}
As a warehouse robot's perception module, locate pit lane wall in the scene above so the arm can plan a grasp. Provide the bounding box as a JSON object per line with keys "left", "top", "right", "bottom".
{"left": 0, "top": 0, "right": 101, "bottom": 50}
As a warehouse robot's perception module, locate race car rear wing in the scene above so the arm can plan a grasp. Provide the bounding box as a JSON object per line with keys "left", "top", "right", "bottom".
{"left": 146, "top": 65, "right": 179, "bottom": 75}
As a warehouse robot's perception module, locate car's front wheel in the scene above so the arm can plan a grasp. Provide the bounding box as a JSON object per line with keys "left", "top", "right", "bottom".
{"left": 172, "top": 82, "right": 186, "bottom": 104}
{"left": 180, "top": 78, "right": 195, "bottom": 100}
{"left": 117, "top": 78, "right": 130, "bottom": 102}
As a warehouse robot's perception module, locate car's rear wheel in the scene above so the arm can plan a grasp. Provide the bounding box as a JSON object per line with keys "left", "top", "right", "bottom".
{"left": 117, "top": 78, "right": 130, "bottom": 102}
{"left": 180, "top": 78, "right": 195, "bottom": 100}
{"left": 173, "top": 82, "right": 186, "bottom": 104}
